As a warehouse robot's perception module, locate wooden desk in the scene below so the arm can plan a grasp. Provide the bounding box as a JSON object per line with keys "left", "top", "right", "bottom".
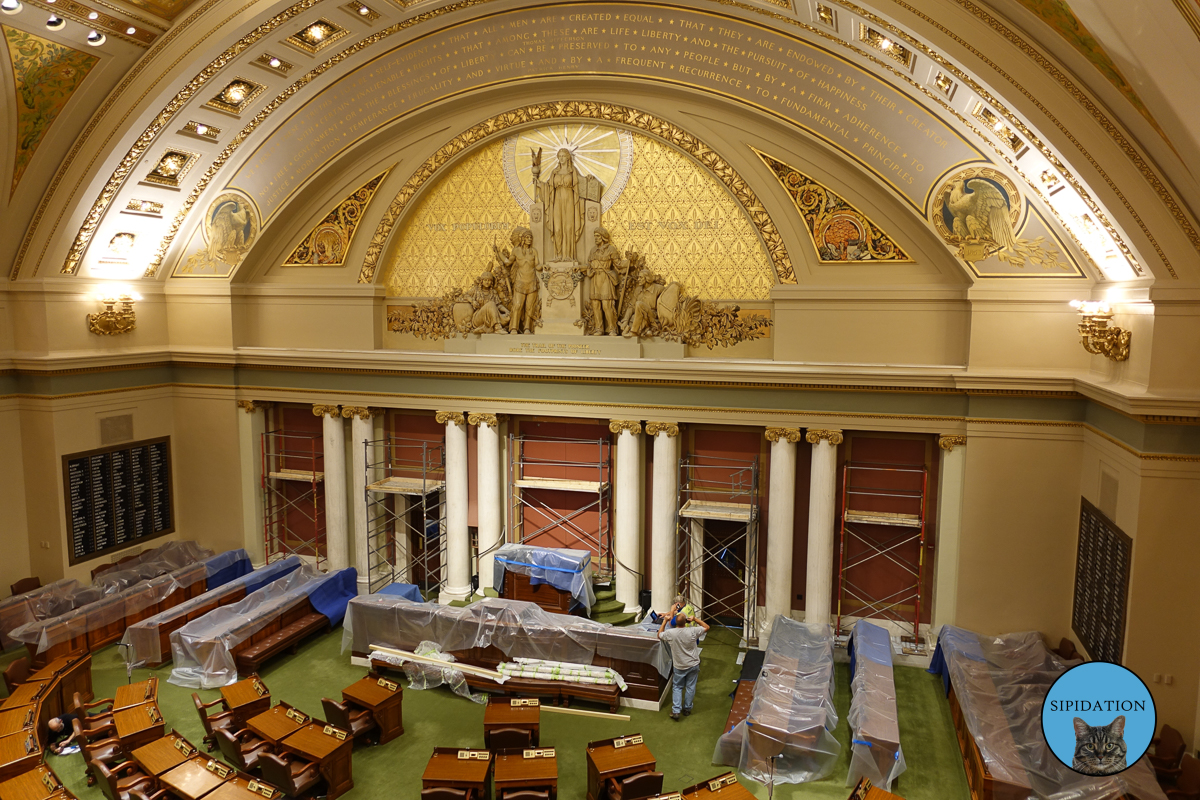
{"left": 1, "top": 683, "right": 50, "bottom": 712}
{"left": 0, "top": 764, "right": 60, "bottom": 800}
{"left": 585, "top": 735, "right": 655, "bottom": 800}
{"left": 0, "top": 731, "right": 41, "bottom": 782}
{"left": 220, "top": 677, "right": 270, "bottom": 727}
{"left": 114, "top": 678, "right": 158, "bottom": 711}
{"left": 421, "top": 748, "right": 491, "bottom": 797}
{"left": 205, "top": 775, "right": 282, "bottom": 800}
{"left": 279, "top": 723, "right": 353, "bottom": 800}
{"left": 341, "top": 676, "right": 403, "bottom": 744}
{"left": 245, "top": 706, "right": 306, "bottom": 747}
{"left": 494, "top": 749, "right": 557, "bottom": 800}
{"left": 483, "top": 698, "right": 539, "bottom": 748}
{"left": 680, "top": 773, "right": 756, "bottom": 799}
{"left": 29, "top": 656, "right": 91, "bottom": 712}
{"left": 112, "top": 702, "right": 165, "bottom": 753}
{"left": 159, "top": 756, "right": 231, "bottom": 800}
{"left": 0, "top": 708, "right": 35, "bottom": 738}
{"left": 132, "top": 732, "right": 199, "bottom": 776}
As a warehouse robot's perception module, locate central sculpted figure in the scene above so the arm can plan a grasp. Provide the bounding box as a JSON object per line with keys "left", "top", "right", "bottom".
{"left": 585, "top": 227, "right": 625, "bottom": 336}
{"left": 531, "top": 147, "right": 585, "bottom": 261}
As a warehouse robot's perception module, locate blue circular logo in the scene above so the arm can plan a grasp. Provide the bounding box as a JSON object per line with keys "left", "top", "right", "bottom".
{"left": 1042, "top": 662, "right": 1155, "bottom": 776}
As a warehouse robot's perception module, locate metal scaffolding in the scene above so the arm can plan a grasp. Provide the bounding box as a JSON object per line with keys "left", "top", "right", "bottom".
{"left": 262, "top": 430, "right": 326, "bottom": 569}
{"left": 364, "top": 437, "right": 447, "bottom": 596}
{"left": 675, "top": 454, "right": 760, "bottom": 645}
{"left": 835, "top": 461, "right": 929, "bottom": 643}
{"left": 508, "top": 434, "right": 612, "bottom": 579}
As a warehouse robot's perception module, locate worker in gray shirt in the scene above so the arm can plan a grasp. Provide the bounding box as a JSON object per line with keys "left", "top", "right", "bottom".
{"left": 657, "top": 600, "right": 711, "bottom": 720}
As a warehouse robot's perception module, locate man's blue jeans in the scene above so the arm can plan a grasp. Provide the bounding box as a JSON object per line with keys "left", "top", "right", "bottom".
{"left": 671, "top": 664, "right": 699, "bottom": 714}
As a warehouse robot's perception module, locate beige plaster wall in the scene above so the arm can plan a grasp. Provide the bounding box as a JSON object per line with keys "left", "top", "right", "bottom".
{"left": 7, "top": 285, "right": 168, "bottom": 356}
{"left": 954, "top": 427, "right": 1083, "bottom": 641}
{"left": 0, "top": 406, "right": 33, "bottom": 598}
{"left": 231, "top": 287, "right": 382, "bottom": 350}
{"left": 170, "top": 390, "right": 247, "bottom": 557}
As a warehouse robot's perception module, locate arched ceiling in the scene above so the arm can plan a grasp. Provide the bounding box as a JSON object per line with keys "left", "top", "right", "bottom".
{"left": 3, "top": 0, "right": 1199, "bottom": 291}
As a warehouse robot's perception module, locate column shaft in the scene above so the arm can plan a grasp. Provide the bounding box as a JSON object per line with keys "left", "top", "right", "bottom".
{"left": 805, "top": 429, "right": 842, "bottom": 626}
{"left": 319, "top": 407, "right": 349, "bottom": 571}
{"left": 348, "top": 409, "right": 375, "bottom": 594}
{"left": 470, "top": 414, "right": 505, "bottom": 592}
{"left": 764, "top": 429, "right": 799, "bottom": 640}
{"left": 236, "top": 401, "right": 267, "bottom": 565}
{"left": 649, "top": 423, "right": 679, "bottom": 614}
{"left": 439, "top": 412, "right": 472, "bottom": 603}
{"left": 612, "top": 421, "right": 643, "bottom": 613}
{"left": 933, "top": 436, "right": 967, "bottom": 630}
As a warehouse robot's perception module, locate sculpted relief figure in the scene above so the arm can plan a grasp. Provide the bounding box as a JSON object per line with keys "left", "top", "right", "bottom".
{"left": 531, "top": 147, "right": 585, "bottom": 261}
{"left": 620, "top": 262, "right": 667, "bottom": 338}
{"left": 584, "top": 227, "right": 627, "bottom": 336}
{"left": 493, "top": 226, "right": 542, "bottom": 334}
{"left": 452, "top": 265, "right": 510, "bottom": 334}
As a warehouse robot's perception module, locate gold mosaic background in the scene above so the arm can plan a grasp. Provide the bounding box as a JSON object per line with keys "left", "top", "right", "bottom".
{"left": 385, "top": 130, "right": 774, "bottom": 300}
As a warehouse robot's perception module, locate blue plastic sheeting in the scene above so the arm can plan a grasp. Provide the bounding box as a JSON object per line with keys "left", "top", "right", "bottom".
{"left": 846, "top": 621, "right": 905, "bottom": 790}
{"left": 377, "top": 583, "right": 424, "bottom": 603}
{"left": 927, "top": 623, "right": 986, "bottom": 694}
{"left": 493, "top": 543, "right": 596, "bottom": 610}
{"left": 203, "top": 549, "right": 252, "bottom": 588}
{"left": 308, "top": 568, "right": 358, "bottom": 627}
{"left": 243, "top": 558, "right": 303, "bottom": 595}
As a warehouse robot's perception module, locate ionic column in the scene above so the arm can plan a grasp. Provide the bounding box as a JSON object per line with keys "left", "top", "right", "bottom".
{"left": 933, "top": 435, "right": 967, "bottom": 630}
{"left": 646, "top": 422, "right": 679, "bottom": 614}
{"left": 436, "top": 411, "right": 472, "bottom": 603}
{"left": 610, "top": 420, "right": 643, "bottom": 614}
{"left": 764, "top": 427, "right": 802, "bottom": 642}
{"left": 344, "top": 406, "right": 382, "bottom": 594}
{"left": 469, "top": 413, "right": 507, "bottom": 593}
{"left": 313, "top": 404, "right": 349, "bottom": 571}
{"left": 805, "top": 428, "right": 843, "bottom": 627}
{"left": 236, "top": 401, "right": 269, "bottom": 565}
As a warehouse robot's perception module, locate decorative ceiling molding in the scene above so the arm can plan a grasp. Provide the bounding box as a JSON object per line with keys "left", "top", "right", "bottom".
{"left": 282, "top": 166, "right": 391, "bottom": 267}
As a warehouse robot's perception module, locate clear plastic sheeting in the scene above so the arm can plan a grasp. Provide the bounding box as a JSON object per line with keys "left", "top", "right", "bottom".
{"left": 846, "top": 620, "right": 906, "bottom": 790}
{"left": 121, "top": 556, "right": 303, "bottom": 666}
{"left": 342, "top": 595, "right": 670, "bottom": 677}
{"left": 498, "top": 658, "right": 627, "bottom": 690}
{"left": 713, "top": 616, "right": 840, "bottom": 786}
{"left": 0, "top": 579, "right": 83, "bottom": 649}
{"left": 492, "top": 543, "right": 596, "bottom": 610}
{"left": 168, "top": 566, "right": 355, "bottom": 690}
{"left": 931, "top": 625, "right": 1167, "bottom": 800}
{"left": 93, "top": 542, "right": 216, "bottom": 593}
{"left": 373, "top": 641, "right": 486, "bottom": 704}
{"left": 10, "top": 561, "right": 208, "bottom": 654}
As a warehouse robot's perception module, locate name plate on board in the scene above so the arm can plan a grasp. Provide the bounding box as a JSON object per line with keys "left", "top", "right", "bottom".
{"left": 650, "top": 794, "right": 682, "bottom": 800}
{"left": 322, "top": 725, "right": 347, "bottom": 741}
{"left": 510, "top": 698, "right": 539, "bottom": 707}
{"left": 205, "top": 760, "right": 232, "bottom": 779}
{"left": 613, "top": 734, "right": 643, "bottom": 748}
{"left": 247, "top": 780, "right": 276, "bottom": 798}
{"left": 456, "top": 750, "right": 489, "bottom": 760}
{"left": 521, "top": 748, "right": 555, "bottom": 759}
{"left": 377, "top": 678, "right": 398, "bottom": 692}
{"left": 24, "top": 734, "right": 36, "bottom": 754}
{"left": 173, "top": 738, "right": 196, "bottom": 757}
{"left": 253, "top": 678, "right": 268, "bottom": 696}
{"left": 146, "top": 705, "right": 162, "bottom": 724}
{"left": 285, "top": 708, "right": 308, "bottom": 724}
{"left": 708, "top": 774, "right": 738, "bottom": 791}
{"left": 41, "top": 772, "right": 59, "bottom": 792}
{"left": 23, "top": 708, "right": 34, "bottom": 727}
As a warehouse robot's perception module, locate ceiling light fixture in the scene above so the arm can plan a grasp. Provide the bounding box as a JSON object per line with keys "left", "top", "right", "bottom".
{"left": 87, "top": 10, "right": 97, "bottom": 18}
{"left": 358, "top": 5, "right": 369, "bottom": 13}
{"left": 0, "top": 0, "right": 21, "bottom": 13}
{"left": 268, "top": 57, "right": 281, "bottom": 67}
{"left": 126, "top": 25, "right": 135, "bottom": 34}
{"left": 46, "top": 13, "right": 64, "bottom": 29}
{"left": 86, "top": 29, "right": 104, "bottom": 45}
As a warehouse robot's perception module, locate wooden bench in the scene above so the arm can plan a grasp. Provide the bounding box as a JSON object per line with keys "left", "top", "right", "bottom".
{"left": 232, "top": 598, "right": 330, "bottom": 673}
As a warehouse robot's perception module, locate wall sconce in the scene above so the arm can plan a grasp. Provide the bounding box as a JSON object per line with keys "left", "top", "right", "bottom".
{"left": 88, "top": 290, "right": 140, "bottom": 335}
{"left": 1070, "top": 300, "right": 1130, "bottom": 361}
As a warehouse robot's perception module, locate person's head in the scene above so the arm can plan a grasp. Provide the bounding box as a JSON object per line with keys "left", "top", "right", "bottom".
{"left": 512, "top": 226, "right": 532, "bottom": 247}
{"left": 674, "top": 609, "right": 691, "bottom": 626}
{"left": 557, "top": 148, "right": 571, "bottom": 166}
{"left": 480, "top": 270, "right": 494, "bottom": 288}
{"left": 594, "top": 227, "right": 611, "bottom": 245}
{"left": 48, "top": 717, "right": 64, "bottom": 733}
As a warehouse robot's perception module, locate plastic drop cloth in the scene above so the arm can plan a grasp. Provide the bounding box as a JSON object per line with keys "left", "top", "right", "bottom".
{"left": 10, "top": 561, "right": 209, "bottom": 654}
{"left": 341, "top": 595, "right": 670, "bottom": 677}
{"left": 92, "top": 542, "right": 216, "bottom": 593}
{"left": 0, "top": 579, "right": 82, "bottom": 649}
{"left": 121, "top": 556, "right": 303, "bottom": 665}
{"left": 930, "top": 625, "right": 1167, "bottom": 800}
{"left": 846, "top": 620, "right": 906, "bottom": 790}
{"left": 168, "top": 566, "right": 356, "bottom": 690}
{"left": 713, "top": 615, "right": 840, "bottom": 786}
{"left": 492, "top": 543, "right": 596, "bottom": 610}
{"left": 498, "top": 657, "right": 627, "bottom": 690}
{"left": 371, "top": 641, "right": 486, "bottom": 704}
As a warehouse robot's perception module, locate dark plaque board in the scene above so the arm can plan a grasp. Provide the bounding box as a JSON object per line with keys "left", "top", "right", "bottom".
{"left": 63, "top": 437, "right": 175, "bottom": 565}
{"left": 1071, "top": 497, "right": 1131, "bottom": 664}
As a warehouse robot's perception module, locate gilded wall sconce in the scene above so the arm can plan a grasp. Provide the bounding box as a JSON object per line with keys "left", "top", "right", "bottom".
{"left": 1070, "top": 300, "right": 1130, "bottom": 361}
{"left": 88, "top": 291, "right": 140, "bottom": 335}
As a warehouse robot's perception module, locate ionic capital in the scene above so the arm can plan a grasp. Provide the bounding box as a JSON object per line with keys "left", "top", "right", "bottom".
{"left": 435, "top": 411, "right": 466, "bottom": 427}
{"left": 805, "top": 429, "right": 844, "bottom": 445}
{"left": 645, "top": 422, "right": 679, "bottom": 438}
{"left": 237, "top": 400, "right": 269, "bottom": 414}
{"left": 341, "top": 406, "right": 382, "bottom": 420}
{"left": 939, "top": 435, "right": 967, "bottom": 452}
{"left": 312, "top": 404, "right": 341, "bottom": 418}
{"left": 765, "top": 427, "right": 803, "bottom": 444}
{"left": 609, "top": 420, "right": 643, "bottom": 435}
{"left": 467, "top": 413, "right": 507, "bottom": 428}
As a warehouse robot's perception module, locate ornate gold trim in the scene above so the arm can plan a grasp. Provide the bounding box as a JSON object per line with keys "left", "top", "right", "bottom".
{"left": 805, "top": 428, "right": 844, "bottom": 444}
{"left": 312, "top": 403, "right": 340, "bottom": 417}
{"left": 236, "top": 399, "right": 270, "bottom": 412}
{"left": 341, "top": 405, "right": 381, "bottom": 419}
{"left": 609, "top": 420, "right": 643, "bottom": 435}
{"left": 284, "top": 167, "right": 391, "bottom": 266}
{"left": 1173, "top": 0, "right": 1200, "bottom": 43}
{"left": 765, "top": 427, "right": 803, "bottom": 443}
{"left": 938, "top": 434, "right": 966, "bottom": 451}
{"left": 645, "top": 422, "right": 680, "bottom": 437}
{"left": 467, "top": 412, "right": 506, "bottom": 428}
{"left": 361, "top": 102, "right": 793, "bottom": 285}
{"left": 435, "top": 410, "right": 465, "bottom": 427}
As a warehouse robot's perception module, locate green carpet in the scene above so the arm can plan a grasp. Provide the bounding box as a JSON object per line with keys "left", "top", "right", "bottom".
{"left": 1, "top": 626, "right": 969, "bottom": 799}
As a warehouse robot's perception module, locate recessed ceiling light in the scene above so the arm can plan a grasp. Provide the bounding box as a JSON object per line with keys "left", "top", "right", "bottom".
{"left": 194, "top": 123, "right": 207, "bottom": 135}
{"left": 268, "top": 57, "right": 281, "bottom": 68}
{"left": 0, "top": 0, "right": 21, "bottom": 13}
{"left": 46, "top": 13, "right": 64, "bottom": 29}
{"left": 358, "top": 5, "right": 369, "bottom": 14}
{"left": 126, "top": 25, "right": 135, "bottom": 34}
{"left": 87, "top": 10, "right": 97, "bottom": 18}
{"left": 86, "top": 29, "right": 105, "bottom": 45}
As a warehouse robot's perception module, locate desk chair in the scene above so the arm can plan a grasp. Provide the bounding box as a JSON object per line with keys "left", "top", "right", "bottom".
{"left": 606, "top": 771, "right": 664, "bottom": 800}
{"left": 488, "top": 727, "right": 533, "bottom": 751}
{"left": 91, "top": 758, "right": 154, "bottom": 800}
{"left": 215, "top": 727, "right": 273, "bottom": 772}
{"left": 8, "top": 577, "right": 39, "bottom": 596}
{"left": 1151, "top": 725, "right": 1188, "bottom": 782}
{"left": 259, "top": 752, "right": 321, "bottom": 797}
{"left": 321, "top": 698, "right": 378, "bottom": 745}
{"left": 2, "top": 657, "right": 29, "bottom": 694}
{"left": 193, "top": 692, "right": 236, "bottom": 751}
{"left": 1167, "top": 755, "right": 1200, "bottom": 800}
{"left": 73, "top": 691, "right": 115, "bottom": 721}
{"left": 420, "top": 788, "right": 476, "bottom": 800}
{"left": 73, "top": 717, "right": 123, "bottom": 786}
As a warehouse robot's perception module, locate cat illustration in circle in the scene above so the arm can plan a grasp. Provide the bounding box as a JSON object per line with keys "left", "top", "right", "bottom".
{"left": 1072, "top": 716, "right": 1127, "bottom": 775}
